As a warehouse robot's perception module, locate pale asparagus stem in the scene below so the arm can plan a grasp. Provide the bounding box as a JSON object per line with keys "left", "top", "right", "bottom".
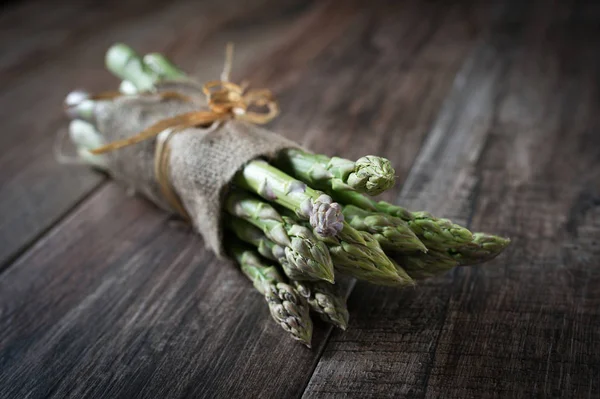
{"left": 225, "top": 190, "right": 335, "bottom": 283}
{"left": 234, "top": 160, "right": 344, "bottom": 237}
{"left": 275, "top": 149, "right": 395, "bottom": 196}
{"left": 143, "top": 53, "right": 187, "bottom": 80}
{"left": 66, "top": 119, "right": 108, "bottom": 169}
{"left": 64, "top": 90, "right": 97, "bottom": 122}
{"left": 342, "top": 205, "right": 427, "bottom": 253}
{"left": 228, "top": 241, "right": 313, "bottom": 347}
{"left": 292, "top": 280, "right": 349, "bottom": 330}
{"left": 66, "top": 45, "right": 158, "bottom": 121}
{"left": 119, "top": 80, "right": 138, "bottom": 94}
{"left": 105, "top": 44, "right": 159, "bottom": 92}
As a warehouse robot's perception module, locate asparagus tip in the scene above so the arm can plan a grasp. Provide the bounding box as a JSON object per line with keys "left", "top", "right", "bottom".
{"left": 309, "top": 195, "right": 344, "bottom": 237}
{"left": 348, "top": 155, "right": 396, "bottom": 196}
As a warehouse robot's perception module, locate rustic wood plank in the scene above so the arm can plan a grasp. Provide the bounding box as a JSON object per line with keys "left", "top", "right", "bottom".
{"left": 248, "top": 0, "right": 484, "bottom": 202}
{"left": 0, "top": 2, "right": 478, "bottom": 398}
{"left": 0, "top": 0, "right": 169, "bottom": 81}
{"left": 304, "top": 1, "right": 600, "bottom": 398}
{"left": 0, "top": 0, "right": 311, "bottom": 270}
{"left": 0, "top": 183, "right": 330, "bottom": 398}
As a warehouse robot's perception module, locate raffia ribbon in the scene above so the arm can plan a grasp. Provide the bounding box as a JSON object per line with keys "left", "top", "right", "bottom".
{"left": 89, "top": 44, "right": 279, "bottom": 218}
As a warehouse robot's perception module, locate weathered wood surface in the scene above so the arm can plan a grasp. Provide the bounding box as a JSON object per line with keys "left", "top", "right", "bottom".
{"left": 304, "top": 1, "right": 600, "bottom": 398}
{"left": 0, "top": 0, "right": 599, "bottom": 398}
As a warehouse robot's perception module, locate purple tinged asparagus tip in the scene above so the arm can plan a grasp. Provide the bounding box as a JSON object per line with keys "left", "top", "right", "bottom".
{"left": 310, "top": 194, "right": 344, "bottom": 237}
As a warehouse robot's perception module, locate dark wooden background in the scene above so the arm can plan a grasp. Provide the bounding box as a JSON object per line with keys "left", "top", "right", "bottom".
{"left": 1, "top": 0, "right": 599, "bottom": 398}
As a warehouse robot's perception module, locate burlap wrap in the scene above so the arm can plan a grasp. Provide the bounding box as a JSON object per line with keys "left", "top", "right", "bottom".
{"left": 94, "top": 82, "right": 299, "bottom": 257}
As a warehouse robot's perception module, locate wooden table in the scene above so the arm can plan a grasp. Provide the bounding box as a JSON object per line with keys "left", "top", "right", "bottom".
{"left": 1, "top": 0, "right": 599, "bottom": 397}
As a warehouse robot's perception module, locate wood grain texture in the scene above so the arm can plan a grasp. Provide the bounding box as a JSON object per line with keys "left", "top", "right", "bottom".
{"left": 304, "top": 1, "right": 600, "bottom": 398}
{"left": 2, "top": 0, "right": 599, "bottom": 398}
{"left": 0, "top": 0, "right": 311, "bottom": 269}
{"left": 0, "top": 1, "right": 477, "bottom": 398}
{"left": 0, "top": 184, "right": 329, "bottom": 398}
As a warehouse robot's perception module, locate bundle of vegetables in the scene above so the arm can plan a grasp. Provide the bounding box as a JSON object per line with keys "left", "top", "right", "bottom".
{"left": 63, "top": 45, "right": 510, "bottom": 347}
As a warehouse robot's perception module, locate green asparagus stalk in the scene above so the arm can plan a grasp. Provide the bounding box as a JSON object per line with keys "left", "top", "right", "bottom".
{"left": 342, "top": 205, "right": 426, "bottom": 253}
{"left": 276, "top": 149, "right": 395, "bottom": 196}
{"left": 225, "top": 190, "right": 335, "bottom": 283}
{"left": 333, "top": 191, "right": 482, "bottom": 250}
{"left": 143, "top": 53, "right": 188, "bottom": 80}
{"left": 391, "top": 232, "right": 510, "bottom": 279}
{"left": 105, "top": 44, "right": 159, "bottom": 92}
{"left": 228, "top": 240, "right": 313, "bottom": 346}
{"left": 450, "top": 232, "right": 511, "bottom": 266}
{"left": 394, "top": 250, "right": 459, "bottom": 280}
{"left": 224, "top": 215, "right": 286, "bottom": 261}
{"left": 292, "top": 280, "right": 349, "bottom": 330}
{"left": 323, "top": 222, "right": 414, "bottom": 286}
{"left": 225, "top": 190, "right": 289, "bottom": 246}
{"left": 234, "top": 160, "right": 344, "bottom": 238}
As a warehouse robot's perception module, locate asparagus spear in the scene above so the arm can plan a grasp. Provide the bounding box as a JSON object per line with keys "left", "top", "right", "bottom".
{"left": 451, "top": 232, "right": 511, "bottom": 266}
{"left": 323, "top": 222, "right": 414, "bottom": 286}
{"left": 234, "top": 160, "right": 344, "bottom": 238}
{"left": 225, "top": 190, "right": 335, "bottom": 283}
{"left": 395, "top": 250, "right": 459, "bottom": 280}
{"left": 105, "top": 44, "right": 159, "bottom": 92}
{"left": 292, "top": 280, "right": 349, "bottom": 330}
{"left": 224, "top": 215, "right": 286, "bottom": 261}
{"left": 276, "top": 149, "right": 395, "bottom": 196}
{"left": 342, "top": 205, "right": 426, "bottom": 253}
{"left": 143, "top": 53, "right": 188, "bottom": 80}
{"left": 228, "top": 241, "right": 313, "bottom": 347}
{"left": 64, "top": 90, "right": 97, "bottom": 122}
{"left": 333, "top": 191, "right": 479, "bottom": 249}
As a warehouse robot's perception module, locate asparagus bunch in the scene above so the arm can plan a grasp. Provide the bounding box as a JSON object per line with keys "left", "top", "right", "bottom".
{"left": 63, "top": 44, "right": 511, "bottom": 347}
